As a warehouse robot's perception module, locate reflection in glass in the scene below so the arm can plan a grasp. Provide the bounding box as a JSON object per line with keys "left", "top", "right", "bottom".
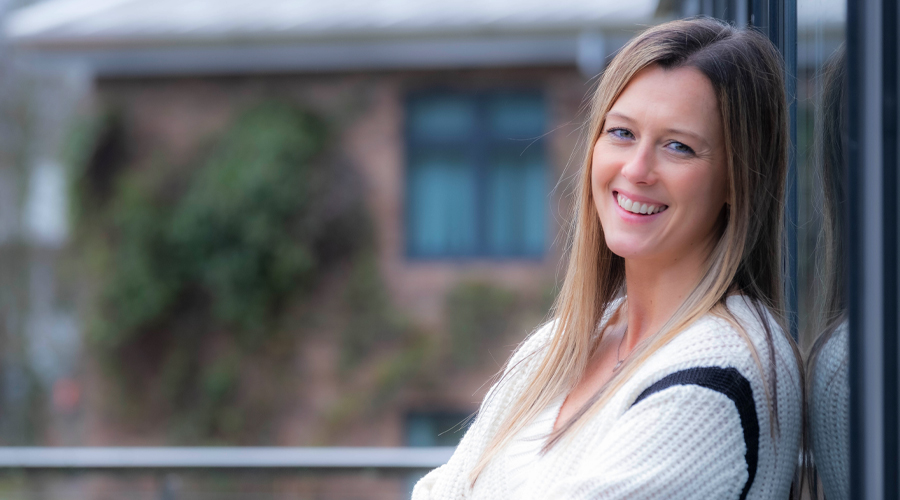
{"left": 797, "top": 0, "right": 848, "bottom": 497}
{"left": 806, "top": 46, "right": 848, "bottom": 500}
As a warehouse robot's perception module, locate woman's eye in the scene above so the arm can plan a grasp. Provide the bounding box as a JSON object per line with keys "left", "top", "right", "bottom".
{"left": 607, "top": 128, "right": 634, "bottom": 140}
{"left": 667, "top": 141, "right": 695, "bottom": 155}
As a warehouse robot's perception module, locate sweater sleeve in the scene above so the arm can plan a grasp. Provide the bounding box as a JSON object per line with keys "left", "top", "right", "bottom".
{"left": 541, "top": 384, "right": 752, "bottom": 500}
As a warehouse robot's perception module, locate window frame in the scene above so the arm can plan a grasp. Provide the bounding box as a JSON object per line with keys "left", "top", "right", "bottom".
{"left": 846, "top": 0, "right": 900, "bottom": 497}
{"left": 403, "top": 88, "right": 550, "bottom": 261}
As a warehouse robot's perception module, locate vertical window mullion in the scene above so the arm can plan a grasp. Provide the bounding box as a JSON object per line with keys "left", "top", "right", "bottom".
{"left": 848, "top": 0, "right": 889, "bottom": 497}
{"left": 784, "top": 0, "right": 799, "bottom": 341}
{"left": 884, "top": 0, "right": 900, "bottom": 495}
{"left": 474, "top": 93, "right": 488, "bottom": 257}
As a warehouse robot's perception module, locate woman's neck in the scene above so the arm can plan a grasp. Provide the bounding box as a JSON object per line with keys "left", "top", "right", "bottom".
{"left": 622, "top": 251, "right": 709, "bottom": 351}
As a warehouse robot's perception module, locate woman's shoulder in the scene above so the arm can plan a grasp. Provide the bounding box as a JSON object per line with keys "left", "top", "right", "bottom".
{"left": 662, "top": 295, "right": 795, "bottom": 369}
{"left": 720, "top": 295, "right": 799, "bottom": 377}
{"left": 631, "top": 295, "right": 801, "bottom": 413}
{"left": 621, "top": 296, "right": 801, "bottom": 492}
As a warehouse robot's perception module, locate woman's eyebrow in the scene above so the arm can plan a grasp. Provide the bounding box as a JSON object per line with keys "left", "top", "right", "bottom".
{"left": 605, "top": 111, "right": 633, "bottom": 123}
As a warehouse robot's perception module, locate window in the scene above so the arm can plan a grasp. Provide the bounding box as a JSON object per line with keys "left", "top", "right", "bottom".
{"left": 405, "top": 91, "right": 548, "bottom": 259}
{"left": 405, "top": 411, "right": 471, "bottom": 447}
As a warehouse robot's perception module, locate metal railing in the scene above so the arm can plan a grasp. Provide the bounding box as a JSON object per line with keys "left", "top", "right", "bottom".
{"left": 0, "top": 446, "right": 454, "bottom": 470}
{"left": 0, "top": 447, "right": 455, "bottom": 500}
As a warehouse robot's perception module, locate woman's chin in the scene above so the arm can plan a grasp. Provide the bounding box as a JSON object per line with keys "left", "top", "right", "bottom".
{"left": 605, "top": 241, "right": 657, "bottom": 261}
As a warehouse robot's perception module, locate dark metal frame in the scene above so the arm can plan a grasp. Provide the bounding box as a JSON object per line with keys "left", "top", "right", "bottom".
{"left": 847, "top": 0, "right": 899, "bottom": 497}
{"left": 882, "top": 0, "right": 900, "bottom": 495}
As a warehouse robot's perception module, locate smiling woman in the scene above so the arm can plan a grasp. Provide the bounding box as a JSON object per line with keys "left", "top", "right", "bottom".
{"left": 412, "top": 17, "right": 802, "bottom": 500}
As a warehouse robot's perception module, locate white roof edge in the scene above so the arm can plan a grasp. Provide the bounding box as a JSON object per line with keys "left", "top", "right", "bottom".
{"left": 3, "top": 0, "right": 660, "bottom": 50}
{"left": 6, "top": 23, "right": 646, "bottom": 50}
{"left": 12, "top": 32, "right": 632, "bottom": 78}
{"left": 5, "top": 0, "right": 138, "bottom": 39}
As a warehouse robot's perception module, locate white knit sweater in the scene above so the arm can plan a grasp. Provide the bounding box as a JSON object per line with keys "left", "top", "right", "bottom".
{"left": 412, "top": 295, "right": 802, "bottom": 500}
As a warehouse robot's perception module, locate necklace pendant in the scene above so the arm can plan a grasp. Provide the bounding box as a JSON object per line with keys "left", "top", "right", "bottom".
{"left": 613, "top": 359, "right": 623, "bottom": 372}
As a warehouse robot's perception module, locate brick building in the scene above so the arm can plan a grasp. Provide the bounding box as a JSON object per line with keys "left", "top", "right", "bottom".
{"left": 4, "top": 0, "right": 676, "bottom": 452}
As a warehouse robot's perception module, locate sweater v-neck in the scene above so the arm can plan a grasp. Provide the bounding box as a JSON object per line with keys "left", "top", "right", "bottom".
{"left": 503, "top": 395, "right": 565, "bottom": 497}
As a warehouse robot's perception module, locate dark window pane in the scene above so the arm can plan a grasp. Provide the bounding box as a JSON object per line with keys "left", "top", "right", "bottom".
{"left": 486, "top": 149, "right": 546, "bottom": 256}
{"left": 407, "top": 152, "right": 477, "bottom": 256}
{"left": 487, "top": 93, "right": 546, "bottom": 139}
{"left": 405, "top": 412, "right": 471, "bottom": 447}
{"left": 408, "top": 96, "right": 476, "bottom": 142}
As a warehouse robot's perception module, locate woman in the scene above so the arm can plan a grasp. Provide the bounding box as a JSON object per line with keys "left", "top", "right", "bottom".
{"left": 413, "top": 17, "right": 802, "bottom": 499}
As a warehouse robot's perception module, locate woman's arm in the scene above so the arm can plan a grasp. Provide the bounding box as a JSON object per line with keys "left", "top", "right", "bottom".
{"left": 544, "top": 381, "right": 754, "bottom": 500}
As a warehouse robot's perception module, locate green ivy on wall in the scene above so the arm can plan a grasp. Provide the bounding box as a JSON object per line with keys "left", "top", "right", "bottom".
{"left": 101, "top": 103, "right": 327, "bottom": 346}
{"left": 70, "top": 101, "right": 370, "bottom": 441}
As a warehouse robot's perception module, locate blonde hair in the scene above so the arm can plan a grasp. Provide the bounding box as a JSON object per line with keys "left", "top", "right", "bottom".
{"left": 471, "top": 17, "right": 799, "bottom": 483}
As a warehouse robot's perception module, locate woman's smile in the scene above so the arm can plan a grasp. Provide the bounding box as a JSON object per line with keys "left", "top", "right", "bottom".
{"left": 612, "top": 189, "right": 669, "bottom": 221}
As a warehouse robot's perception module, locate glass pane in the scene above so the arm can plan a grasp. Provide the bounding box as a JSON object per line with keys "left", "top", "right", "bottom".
{"left": 486, "top": 149, "right": 546, "bottom": 257}
{"left": 487, "top": 94, "right": 545, "bottom": 139}
{"left": 408, "top": 95, "right": 476, "bottom": 142}
{"left": 407, "top": 152, "right": 477, "bottom": 256}
{"left": 797, "top": 0, "right": 848, "bottom": 498}
{"left": 405, "top": 412, "right": 470, "bottom": 447}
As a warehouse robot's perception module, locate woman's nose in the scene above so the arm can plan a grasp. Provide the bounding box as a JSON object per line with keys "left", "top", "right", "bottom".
{"left": 620, "top": 144, "right": 657, "bottom": 185}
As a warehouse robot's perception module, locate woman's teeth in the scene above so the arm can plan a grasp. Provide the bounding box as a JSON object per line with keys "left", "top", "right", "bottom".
{"left": 617, "top": 193, "right": 667, "bottom": 215}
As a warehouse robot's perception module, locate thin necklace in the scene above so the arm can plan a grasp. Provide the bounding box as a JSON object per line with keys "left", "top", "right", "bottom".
{"left": 612, "top": 324, "right": 628, "bottom": 373}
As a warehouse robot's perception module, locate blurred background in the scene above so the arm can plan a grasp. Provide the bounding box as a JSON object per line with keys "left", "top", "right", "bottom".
{"left": 0, "top": 0, "right": 853, "bottom": 499}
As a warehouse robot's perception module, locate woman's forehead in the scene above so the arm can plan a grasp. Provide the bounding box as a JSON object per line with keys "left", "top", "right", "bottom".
{"left": 606, "top": 65, "right": 722, "bottom": 144}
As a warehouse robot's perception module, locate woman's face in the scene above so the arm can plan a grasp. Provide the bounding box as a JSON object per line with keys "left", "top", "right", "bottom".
{"left": 591, "top": 64, "right": 728, "bottom": 265}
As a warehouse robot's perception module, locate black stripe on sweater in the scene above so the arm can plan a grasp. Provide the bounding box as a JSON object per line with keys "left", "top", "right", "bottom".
{"left": 630, "top": 367, "right": 759, "bottom": 500}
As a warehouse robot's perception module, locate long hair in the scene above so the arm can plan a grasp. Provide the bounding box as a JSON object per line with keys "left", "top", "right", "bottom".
{"left": 471, "top": 17, "right": 798, "bottom": 483}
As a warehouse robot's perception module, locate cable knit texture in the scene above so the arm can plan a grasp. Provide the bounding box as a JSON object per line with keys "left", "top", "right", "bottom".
{"left": 412, "top": 295, "right": 801, "bottom": 500}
